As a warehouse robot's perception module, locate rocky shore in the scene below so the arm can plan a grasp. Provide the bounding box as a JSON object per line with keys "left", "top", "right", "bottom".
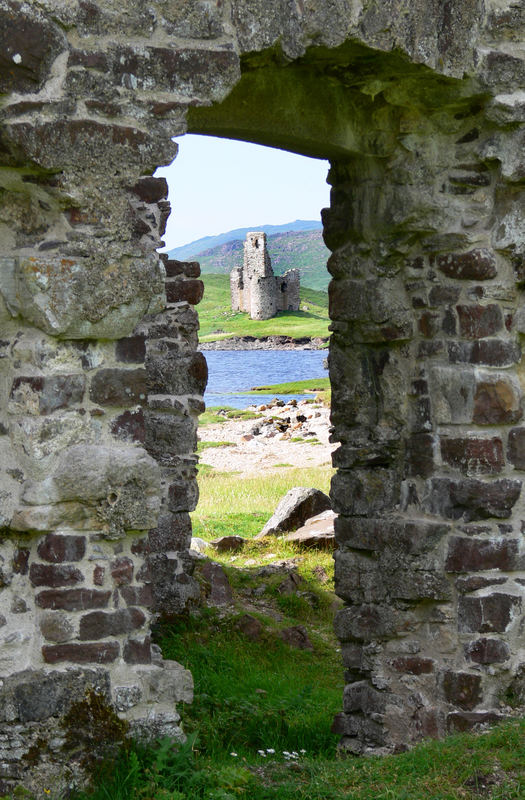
{"left": 199, "top": 335, "right": 328, "bottom": 351}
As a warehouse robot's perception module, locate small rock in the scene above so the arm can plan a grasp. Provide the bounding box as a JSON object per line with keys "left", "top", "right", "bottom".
{"left": 198, "top": 561, "right": 233, "bottom": 606}
{"left": 256, "top": 487, "right": 332, "bottom": 539}
{"left": 241, "top": 434, "right": 254, "bottom": 442}
{"left": 190, "top": 537, "right": 209, "bottom": 554}
{"left": 297, "top": 591, "right": 320, "bottom": 609}
{"left": 236, "top": 613, "right": 263, "bottom": 641}
{"left": 277, "top": 572, "right": 304, "bottom": 594}
{"left": 211, "top": 535, "right": 246, "bottom": 553}
{"left": 312, "top": 565, "right": 329, "bottom": 584}
{"left": 279, "top": 625, "right": 313, "bottom": 650}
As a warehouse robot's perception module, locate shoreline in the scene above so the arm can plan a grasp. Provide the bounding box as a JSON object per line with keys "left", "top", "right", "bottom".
{"left": 199, "top": 335, "right": 329, "bottom": 351}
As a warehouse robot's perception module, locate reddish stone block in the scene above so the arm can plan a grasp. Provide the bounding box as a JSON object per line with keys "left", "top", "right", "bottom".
{"left": 436, "top": 249, "right": 497, "bottom": 280}
{"left": 37, "top": 534, "right": 86, "bottom": 563}
{"left": 89, "top": 368, "right": 147, "bottom": 406}
{"left": 163, "top": 259, "right": 184, "bottom": 276}
{"left": 443, "top": 671, "right": 482, "bottom": 710}
{"left": 455, "top": 575, "right": 508, "bottom": 594}
{"left": 130, "top": 176, "right": 168, "bottom": 204}
{"left": 29, "top": 563, "right": 84, "bottom": 587}
{"left": 111, "top": 409, "right": 145, "bottom": 443}
{"left": 36, "top": 588, "right": 111, "bottom": 611}
{"left": 465, "top": 638, "right": 510, "bottom": 664}
{"left": 120, "top": 585, "right": 154, "bottom": 607}
{"left": 419, "top": 312, "right": 440, "bottom": 338}
{"left": 110, "top": 557, "right": 134, "bottom": 586}
{"left": 13, "top": 547, "right": 29, "bottom": 575}
{"left": 458, "top": 593, "right": 522, "bottom": 633}
{"left": 473, "top": 380, "right": 522, "bottom": 425}
{"left": 147, "top": 512, "right": 193, "bottom": 553}
{"left": 440, "top": 436, "right": 504, "bottom": 474}
{"left": 391, "top": 656, "right": 434, "bottom": 674}
{"left": 165, "top": 278, "right": 204, "bottom": 305}
{"left": 507, "top": 428, "right": 525, "bottom": 469}
{"left": 445, "top": 536, "right": 519, "bottom": 572}
{"left": 79, "top": 608, "right": 145, "bottom": 640}
{"left": 123, "top": 636, "right": 152, "bottom": 664}
{"left": 115, "top": 335, "right": 146, "bottom": 363}
{"left": 93, "top": 565, "right": 105, "bottom": 586}
{"left": 448, "top": 340, "right": 521, "bottom": 366}
{"left": 456, "top": 304, "right": 503, "bottom": 339}
{"left": 42, "top": 642, "right": 119, "bottom": 664}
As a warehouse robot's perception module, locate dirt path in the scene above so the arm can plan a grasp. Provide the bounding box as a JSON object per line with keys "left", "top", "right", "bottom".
{"left": 198, "top": 398, "right": 335, "bottom": 477}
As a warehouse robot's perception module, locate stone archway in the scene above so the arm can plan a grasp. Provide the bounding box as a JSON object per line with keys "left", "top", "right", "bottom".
{"left": 0, "top": 0, "right": 524, "bottom": 789}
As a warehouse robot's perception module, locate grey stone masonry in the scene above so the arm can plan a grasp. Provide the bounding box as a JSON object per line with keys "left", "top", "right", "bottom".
{"left": 0, "top": 0, "right": 524, "bottom": 789}
{"left": 230, "top": 232, "right": 300, "bottom": 320}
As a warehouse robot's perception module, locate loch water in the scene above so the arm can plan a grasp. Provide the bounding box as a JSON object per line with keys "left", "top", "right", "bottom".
{"left": 203, "top": 349, "right": 328, "bottom": 409}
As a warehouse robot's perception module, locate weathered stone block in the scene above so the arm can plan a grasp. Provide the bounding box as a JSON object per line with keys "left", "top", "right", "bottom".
{"left": 146, "top": 346, "right": 208, "bottom": 395}
{"left": 335, "top": 516, "right": 449, "bottom": 555}
{"left": 440, "top": 437, "right": 504, "bottom": 475}
{"left": 12, "top": 548, "right": 29, "bottom": 575}
{"left": 36, "top": 588, "right": 111, "bottom": 611}
{"left": 120, "top": 584, "right": 154, "bottom": 608}
{"left": 343, "top": 680, "right": 387, "bottom": 714}
{"left": 37, "top": 534, "right": 86, "bottom": 563}
{"left": 115, "top": 335, "right": 146, "bottom": 363}
{"left": 391, "top": 656, "right": 434, "bottom": 674}
{"left": 473, "top": 379, "right": 522, "bottom": 425}
{"left": 9, "top": 375, "right": 85, "bottom": 415}
{"left": 331, "top": 469, "right": 399, "bottom": 516}
{"left": 456, "top": 305, "right": 503, "bottom": 339}
{"left": 455, "top": 575, "right": 508, "bottom": 594}
{"left": 147, "top": 512, "right": 193, "bottom": 553}
{"left": 39, "top": 612, "right": 74, "bottom": 643}
{"left": 442, "top": 671, "right": 482, "bottom": 710}
{"left": 507, "top": 428, "right": 525, "bottom": 469}
{"left": 448, "top": 339, "right": 521, "bottom": 367}
{"left": 29, "top": 563, "right": 84, "bottom": 587}
{"left": 79, "top": 608, "right": 145, "bottom": 641}
{"left": 436, "top": 250, "right": 497, "bottom": 280}
{"left": 123, "top": 636, "right": 152, "bottom": 664}
{"left": 465, "top": 638, "right": 510, "bottom": 664}
{"left": 111, "top": 409, "right": 145, "bottom": 443}
{"left": 130, "top": 177, "right": 168, "bottom": 204}
{"left": 89, "top": 368, "right": 147, "bottom": 406}
{"left": 334, "top": 604, "right": 396, "bottom": 642}
{"left": 406, "top": 433, "right": 435, "bottom": 478}
{"left": 144, "top": 411, "right": 197, "bottom": 464}
{"left": 458, "top": 594, "right": 522, "bottom": 633}
{"left": 447, "top": 711, "right": 503, "bottom": 733}
{"left": 42, "top": 642, "right": 120, "bottom": 664}
{"left": 445, "top": 536, "right": 519, "bottom": 572}
{"left": 426, "top": 478, "right": 521, "bottom": 520}
{"left": 110, "top": 557, "right": 134, "bottom": 586}
{"left": 165, "top": 278, "right": 204, "bottom": 305}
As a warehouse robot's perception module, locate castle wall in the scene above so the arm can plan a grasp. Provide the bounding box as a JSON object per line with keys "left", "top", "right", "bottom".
{"left": 277, "top": 269, "right": 301, "bottom": 312}
{"left": 0, "top": 0, "right": 524, "bottom": 789}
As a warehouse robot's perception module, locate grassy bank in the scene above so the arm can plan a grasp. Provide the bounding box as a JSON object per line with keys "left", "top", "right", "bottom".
{"left": 198, "top": 274, "right": 329, "bottom": 342}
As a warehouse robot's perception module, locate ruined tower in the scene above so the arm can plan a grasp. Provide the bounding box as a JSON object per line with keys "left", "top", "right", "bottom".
{"left": 230, "top": 232, "right": 300, "bottom": 320}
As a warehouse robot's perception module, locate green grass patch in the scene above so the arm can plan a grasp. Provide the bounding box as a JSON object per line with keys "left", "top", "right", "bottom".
{"left": 197, "top": 440, "right": 235, "bottom": 453}
{"left": 246, "top": 378, "right": 330, "bottom": 395}
{"left": 199, "top": 406, "right": 261, "bottom": 426}
{"left": 191, "top": 466, "right": 333, "bottom": 541}
{"left": 198, "top": 274, "right": 329, "bottom": 341}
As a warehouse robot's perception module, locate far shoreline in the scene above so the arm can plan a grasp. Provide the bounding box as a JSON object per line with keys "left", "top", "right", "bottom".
{"left": 199, "top": 335, "right": 329, "bottom": 351}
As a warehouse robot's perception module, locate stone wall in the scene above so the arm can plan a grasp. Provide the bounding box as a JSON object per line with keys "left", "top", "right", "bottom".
{"left": 0, "top": 0, "right": 523, "bottom": 788}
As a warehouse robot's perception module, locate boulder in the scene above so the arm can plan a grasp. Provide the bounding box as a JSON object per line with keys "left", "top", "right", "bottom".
{"left": 256, "top": 487, "right": 331, "bottom": 539}
{"left": 284, "top": 510, "right": 336, "bottom": 549}
{"left": 236, "top": 614, "right": 263, "bottom": 641}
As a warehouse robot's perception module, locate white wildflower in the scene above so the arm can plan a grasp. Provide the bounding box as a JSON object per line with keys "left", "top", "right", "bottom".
{"left": 230, "top": 752, "right": 238, "bottom": 757}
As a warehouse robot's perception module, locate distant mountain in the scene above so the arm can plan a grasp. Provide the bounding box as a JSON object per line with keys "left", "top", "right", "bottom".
{"left": 168, "top": 225, "right": 330, "bottom": 292}
{"left": 167, "top": 219, "right": 322, "bottom": 262}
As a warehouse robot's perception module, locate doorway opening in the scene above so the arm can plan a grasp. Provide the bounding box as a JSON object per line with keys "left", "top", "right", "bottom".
{"left": 156, "top": 133, "right": 343, "bottom": 761}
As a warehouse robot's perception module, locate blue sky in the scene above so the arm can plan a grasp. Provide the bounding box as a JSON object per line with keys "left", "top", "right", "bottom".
{"left": 156, "top": 134, "right": 330, "bottom": 249}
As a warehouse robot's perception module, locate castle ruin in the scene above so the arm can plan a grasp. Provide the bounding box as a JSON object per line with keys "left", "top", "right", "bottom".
{"left": 230, "top": 232, "right": 300, "bottom": 320}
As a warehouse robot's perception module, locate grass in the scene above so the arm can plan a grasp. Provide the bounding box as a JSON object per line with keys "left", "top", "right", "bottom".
{"left": 198, "top": 274, "right": 329, "bottom": 342}
{"left": 199, "top": 406, "right": 261, "bottom": 426}
{"left": 197, "top": 440, "right": 235, "bottom": 453}
{"left": 246, "top": 378, "right": 330, "bottom": 395}
{"left": 191, "top": 466, "right": 333, "bottom": 541}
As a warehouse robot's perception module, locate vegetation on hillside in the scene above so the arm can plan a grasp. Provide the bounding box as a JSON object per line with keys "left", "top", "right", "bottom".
{"left": 192, "top": 229, "right": 330, "bottom": 291}
{"left": 198, "top": 273, "right": 329, "bottom": 342}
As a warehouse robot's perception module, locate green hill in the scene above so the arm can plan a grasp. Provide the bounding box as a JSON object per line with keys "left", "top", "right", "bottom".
{"left": 191, "top": 230, "right": 331, "bottom": 292}
{"left": 198, "top": 273, "right": 329, "bottom": 342}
